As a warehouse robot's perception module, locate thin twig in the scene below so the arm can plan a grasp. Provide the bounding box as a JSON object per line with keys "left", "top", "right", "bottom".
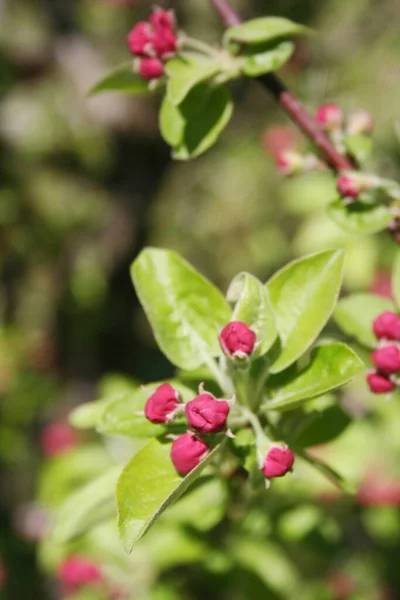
{"left": 208, "top": 0, "right": 353, "bottom": 172}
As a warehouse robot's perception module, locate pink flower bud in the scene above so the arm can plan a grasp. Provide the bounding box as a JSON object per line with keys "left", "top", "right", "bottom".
{"left": 59, "top": 556, "right": 102, "bottom": 591}
{"left": 170, "top": 432, "right": 209, "bottom": 475}
{"left": 276, "top": 150, "right": 303, "bottom": 175}
{"left": 373, "top": 312, "right": 400, "bottom": 340}
{"left": 219, "top": 321, "right": 256, "bottom": 359}
{"left": 137, "top": 57, "right": 164, "bottom": 80}
{"left": 315, "top": 103, "right": 343, "bottom": 130}
{"left": 150, "top": 9, "right": 175, "bottom": 30}
{"left": 152, "top": 25, "right": 178, "bottom": 59}
{"left": 262, "top": 445, "right": 294, "bottom": 479}
{"left": 127, "top": 22, "right": 154, "bottom": 57}
{"left": 41, "top": 423, "right": 78, "bottom": 457}
{"left": 337, "top": 175, "right": 362, "bottom": 198}
{"left": 347, "top": 109, "right": 374, "bottom": 136}
{"left": 144, "top": 383, "right": 180, "bottom": 423}
{"left": 185, "top": 393, "right": 230, "bottom": 434}
{"left": 371, "top": 345, "right": 400, "bottom": 375}
{"left": 367, "top": 372, "right": 395, "bottom": 394}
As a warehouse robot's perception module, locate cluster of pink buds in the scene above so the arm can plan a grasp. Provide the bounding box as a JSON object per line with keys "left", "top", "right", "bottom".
{"left": 144, "top": 383, "right": 231, "bottom": 475}
{"left": 316, "top": 103, "right": 374, "bottom": 137}
{"left": 367, "top": 312, "right": 400, "bottom": 394}
{"left": 127, "top": 9, "right": 178, "bottom": 81}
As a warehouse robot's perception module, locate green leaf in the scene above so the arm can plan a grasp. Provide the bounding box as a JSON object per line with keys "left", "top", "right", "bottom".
{"left": 131, "top": 248, "right": 231, "bottom": 370}
{"left": 117, "top": 438, "right": 223, "bottom": 552}
{"left": 159, "top": 94, "right": 185, "bottom": 147}
{"left": 392, "top": 251, "right": 400, "bottom": 310}
{"left": 266, "top": 250, "right": 345, "bottom": 373}
{"left": 97, "top": 381, "right": 196, "bottom": 438}
{"left": 227, "top": 272, "right": 277, "bottom": 355}
{"left": 266, "top": 342, "right": 364, "bottom": 411}
{"left": 327, "top": 198, "right": 393, "bottom": 234}
{"left": 334, "top": 293, "right": 396, "bottom": 348}
{"left": 53, "top": 466, "right": 120, "bottom": 542}
{"left": 293, "top": 405, "right": 351, "bottom": 447}
{"left": 242, "top": 41, "right": 294, "bottom": 77}
{"left": 165, "top": 56, "right": 220, "bottom": 106}
{"left": 224, "top": 17, "right": 309, "bottom": 46}
{"left": 344, "top": 134, "right": 373, "bottom": 165}
{"left": 172, "top": 83, "right": 234, "bottom": 160}
{"left": 89, "top": 63, "right": 150, "bottom": 96}
{"left": 69, "top": 399, "right": 110, "bottom": 430}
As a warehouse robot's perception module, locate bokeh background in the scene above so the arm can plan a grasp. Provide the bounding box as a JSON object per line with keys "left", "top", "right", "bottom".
{"left": 1, "top": 0, "right": 400, "bottom": 598}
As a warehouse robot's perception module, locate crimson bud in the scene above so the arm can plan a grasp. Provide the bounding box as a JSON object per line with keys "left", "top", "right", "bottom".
{"left": 337, "top": 175, "right": 362, "bottom": 198}
{"left": 367, "top": 372, "right": 395, "bottom": 394}
{"left": 315, "top": 103, "right": 343, "bottom": 130}
{"left": 262, "top": 445, "right": 294, "bottom": 479}
{"left": 219, "top": 321, "right": 256, "bottom": 359}
{"left": 185, "top": 393, "right": 230, "bottom": 434}
{"left": 127, "top": 22, "right": 153, "bottom": 57}
{"left": 171, "top": 432, "right": 209, "bottom": 475}
{"left": 276, "top": 150, "right": 303, "bottom": 176}
{"left": 373, "top": 312, "right": 400, "bottom": 340}
{"left": 138, "top": 57, "right": 164, "bottom": 80}
{"left": 144, "top": 383, "right": 180, "bottom": 423}
{"left": 371, "top": 345, "right": 400, "bottom": 375}
{"left": 152, "top": 25, "right": 178, "bottom": 59}
{"left": 58, "top": 556, "right": 102, "bottom": 591}
{"left": 150, "top": 9, "right": 175, "bottom": 30}
{"left": 41, "top": 423, "right": 78, "bottom": 457}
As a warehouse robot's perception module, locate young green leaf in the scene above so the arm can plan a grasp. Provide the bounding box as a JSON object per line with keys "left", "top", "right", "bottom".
{"left": 159, "top": 94, "right": 186, "bottom": 147}
{"left": 227, "top": 272, "right": 277, "bottom": 355}
{"left": 224, "top": 17, "right": 309, "bottom": 46}
{"left": 165, "top": 56, "right": 220, "bottom": 106}
{"left": 334, "top": 293, "right": 396, "bottom": 348}
{"left": 131, "top": 248, "right": 231, "bottom": 370}
{"left": 392, "top": 251, "right": 400, "bottom": 310}
{"left": 53, "top": 466, "right": 120, "bottom": 542}
{"left": 242, "top": 41, "right": 294, "bottom": 77}
{"left": 293, "top": 405, "right": 351, "bottom": 447}
{"left": 266, "top": 342, "right": 364, "bottom": 411}
{"left": 172, "top": 83, "right": 234, "bottom": 160}
{"left": 69, "top": 399, "right": 110, "bottom": 430}
{"left": 89, "top": 63, "right": 151, "bottom": 96}
{"left": 327, "top": 199, "right": 393, "bottom": 234}
{"left": 266, "top": 250, "right": 345, "bottom": 373}
{"left": 344, "top": 134, "right": 373, "bottom": 165}
{"left": 97, "top": 381, "right": 196, "bottom": 438}
{"left": 117, "top": 438, "right": 223, "bottom": 552}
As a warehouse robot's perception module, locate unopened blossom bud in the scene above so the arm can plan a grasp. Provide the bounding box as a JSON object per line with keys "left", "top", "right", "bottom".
{"left": 171, "top": 432, "right": 209, "bottom": 475}
{"left": 185, "top": 393, "right": 230, "bottom": 434}
{"left": 373, "top": 312, "right": 400, "bottom": 340}
{"left": 337, "top": 175, "right": 363, "bottom": 198}
{"left": 347, "top": 109, "right": 374, "bottom": 136}
{"left": 315, "top": 103, "right": 343, "bottom": 130}
{"left": 138, "top": 57, "right": 164, "bottom": 80}
{"left": 59, "top": 556, "right": 102, "bottom": 591}
{"left": 371, "top": 345, "right": 400, "bottom": 375}
{"left": 144, "top": 383, "right": 180, "bottom": 423}
{"left": 150, "top": 9, "right": 175, "bottom": 30}
{"left": 127, "top": 22, "right": 154, "bottom": 57}
{"left": 276, "top": 150, "right": 303, "bottom": 176}
{"left": 152, "top": 25, "right": 178, "bottom": 59}
{"left": 367, "top": 372, "right": 395, "bottom": 394}
{"left": 219, "top": 321, "right": 256, "bottom": 359}
{"left": 41, "top": 423, "right": 78, "bottom": 457}
{"left": 262, "top": 444, "right": 294, "bottom": 479}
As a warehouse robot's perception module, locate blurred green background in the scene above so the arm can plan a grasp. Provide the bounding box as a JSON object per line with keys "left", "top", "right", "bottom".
{"left": 1, "top": 0, "right": 400, "bottom": 598}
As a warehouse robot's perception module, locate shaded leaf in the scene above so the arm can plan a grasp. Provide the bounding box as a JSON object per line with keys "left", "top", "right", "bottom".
{"left": 131, "top": 248, "right": 231, "bottom": 370}
{"left": 89, "top": 63, "right": 150, "bottom": 96}
{"left": 327, "top": 198, "right": 393, "bottom": 235}
{"left": 294, "top": 405, "right": 351, "bottom": 447}
{"left": 267, "top": 342, "right": 364, "bottom": 411}
{"left": 242, "top": 41, "right": 294, "bottom": 77}
{"left": 266, "top": 250, "right": 345, "bottom": 373}
{"left": 334, "top": 293, "right": 396, "bottom": 348}
{"left": 117, "top": 438, "right": 223, "bottom": 552}
{"left": 224, "top": 17, "right": 309, "bottom": 46}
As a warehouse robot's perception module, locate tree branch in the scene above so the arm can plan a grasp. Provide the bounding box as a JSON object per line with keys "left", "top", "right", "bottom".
{"left": 209, "top": 0, "right": 353, "bottom": 172}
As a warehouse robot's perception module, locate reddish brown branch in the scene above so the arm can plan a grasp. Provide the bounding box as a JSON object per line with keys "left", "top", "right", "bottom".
{"left": 209, "top": 0, "right": 353, "bottom": 172}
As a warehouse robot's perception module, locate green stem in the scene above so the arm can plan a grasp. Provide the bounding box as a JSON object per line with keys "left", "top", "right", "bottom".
{"left": 242, "top": 408, "right": 271, "bottom": 463}
{"left": 204, "top": 354, "right": 233, "bottom": 395}
{"left": 180, "top": 36, "right": 220, "bottom": 58}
